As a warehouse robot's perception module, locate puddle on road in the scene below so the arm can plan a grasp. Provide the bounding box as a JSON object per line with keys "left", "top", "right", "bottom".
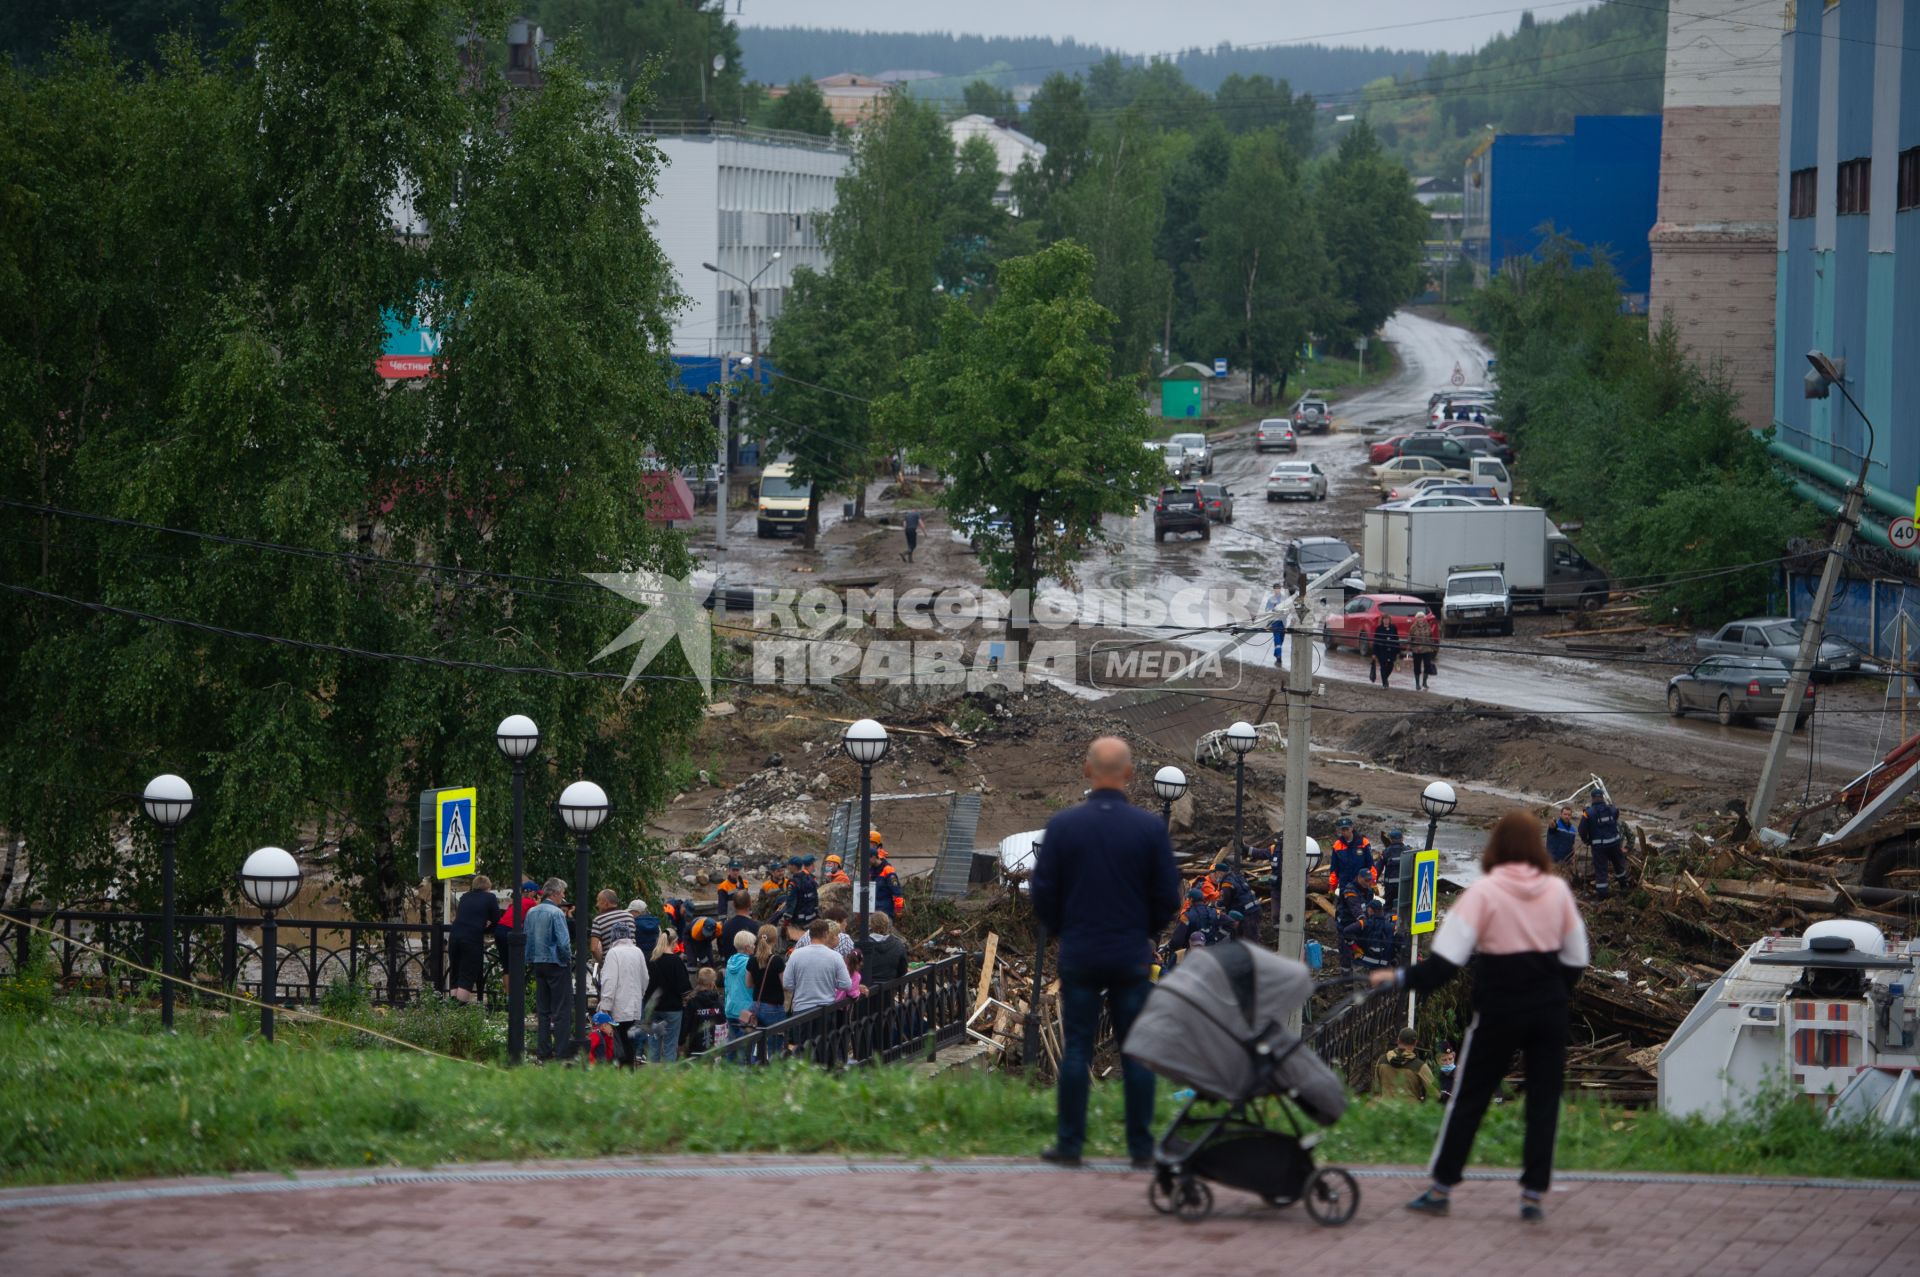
{"left": 1221, "top": 549, "right": 1263, "bottom": 564}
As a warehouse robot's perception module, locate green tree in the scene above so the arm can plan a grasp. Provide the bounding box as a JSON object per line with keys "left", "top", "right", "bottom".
{"left": 1317, "top": 121, "right": 1429, "bottom": 342}
{"left": 536, "top": 0, "right": 745, "bottom": 120}
{"left": 1188, "top": 129, "right": 1326, "bottom": 402}
{"left": 1010, "top": 71, "right": 1089, "bottom": 237}
{"left": 0, "top": 5, "right": 707, "bottom": 922}
{"left": 1213, "top": 72, "right": 1314, "bottom": 151}
{"left": 825, "top": 89, "right": 956, "bottom": 348}
{"left": 758, "top": 270, "right": 911, "bottom": 548}
{"left": 760, "top": 75, "right": 834, "bottom": 136}
{"left": 961, "top": 78, "right": 1015, "bottom": 119}
{"left": 1155, "top": 120, "right": 1232, "bottom": 360}
{"left": 888, "top": 242, "right": 1160, "bottom": 615}
{"left": 1055, "top": 109, "right": 1171, "bottom": 377}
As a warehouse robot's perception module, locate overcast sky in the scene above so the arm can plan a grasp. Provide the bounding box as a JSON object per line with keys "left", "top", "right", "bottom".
{"left": 738, "top": 1, "right": 1604, "bottom": 56}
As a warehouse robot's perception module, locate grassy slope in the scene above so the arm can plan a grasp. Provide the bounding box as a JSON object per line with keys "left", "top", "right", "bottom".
{"left": 3, "top": 1012, "right": 1916, "bottom": 1188}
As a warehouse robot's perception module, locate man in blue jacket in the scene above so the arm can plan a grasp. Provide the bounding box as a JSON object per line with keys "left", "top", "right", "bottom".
{"left": 524, "top": 877, "right": 574, "bottom": 1061}
{"left": 1031, "top": 737, "right": 1181, "bottom": 1170}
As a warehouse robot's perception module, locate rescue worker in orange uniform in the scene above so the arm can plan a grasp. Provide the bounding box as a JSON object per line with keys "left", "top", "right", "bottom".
{"left": 823, "top": 853, "right": 851, "bottom": 886}
{"left": 715, "top": 860, "right": 750, "bottom": 907}
{"left": 868, "top": 829, "right": 903, "bottom": 917}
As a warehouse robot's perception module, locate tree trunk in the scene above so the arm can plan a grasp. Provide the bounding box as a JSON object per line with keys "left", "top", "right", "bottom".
{"left": 801, "top": 486, "right": 821, "bottom": 550}
{"left": 853, "top": 468, "right": 867, "bottom": 520}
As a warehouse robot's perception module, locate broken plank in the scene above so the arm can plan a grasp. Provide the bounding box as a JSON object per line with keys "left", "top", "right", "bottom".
{"left": 1705, "top": 878, "right": 1840, "bottom": 910}
{"left": 1541, "top": 623, "right": 1650, "bottom": 640}
{"left": 972, "top": 932, "right": 999, "bottom": 1015}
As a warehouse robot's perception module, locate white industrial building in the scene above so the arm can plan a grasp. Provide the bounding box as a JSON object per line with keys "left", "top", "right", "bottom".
{"left": 947, "top": 113, "right": 1045, "bottom": 207}
{"left": 648, "top": 127, "right": 851, "bottom": 381}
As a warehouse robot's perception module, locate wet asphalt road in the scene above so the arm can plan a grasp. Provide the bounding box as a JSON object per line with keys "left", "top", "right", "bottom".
{"left": 1078, "top": 311, "right": 1880, "bottom": 782}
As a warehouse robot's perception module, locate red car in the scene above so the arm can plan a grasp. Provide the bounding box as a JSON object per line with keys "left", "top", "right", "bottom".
{"left": 1368, "top": 435, "right": 1412, "bottom": 465}
{"left": 1441, "top": 422, "right": 1510, "bottom": 447}
{"left": 1324, "top": 594, "right": 1438, "bottom": 653}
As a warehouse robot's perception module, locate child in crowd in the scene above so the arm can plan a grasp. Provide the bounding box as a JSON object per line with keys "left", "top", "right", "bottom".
{"left": 587, "top": 1011, "right": 618, "bottom": 1065}
{"left": 724, "top": 929, "right": 756, "bottom": 1028}
{"left": 836, "top": 948, "right": 864, "bottom": 1001}
{"left": 682, "top": 966, "right": 726, "bottom": 1054}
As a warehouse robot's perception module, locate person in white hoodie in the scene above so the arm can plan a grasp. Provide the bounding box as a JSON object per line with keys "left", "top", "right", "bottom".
{"left": 1371, "top": 809, "right": 1589, "bottom": 1223}
{"left": 596, "top": 936, "right": 650, "bottom": 1069}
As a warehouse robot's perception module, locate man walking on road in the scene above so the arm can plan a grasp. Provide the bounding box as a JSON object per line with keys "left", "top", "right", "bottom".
{"left": 900, "top": 509, "right": 921, "bottom": 563}
{"left": 1031, "top": 737, "right": 1182, "bottom": 1170}
{"left": 525, "top": 878, "right": 574, "bottom": 1061}
{"left": 1264, "top": 582, "right": 1288, "bottom": 665}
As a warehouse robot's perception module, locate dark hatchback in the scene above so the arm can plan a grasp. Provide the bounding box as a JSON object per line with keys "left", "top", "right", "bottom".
{"left": 1667, "top": 655, "right": 1812, "bottom": 728}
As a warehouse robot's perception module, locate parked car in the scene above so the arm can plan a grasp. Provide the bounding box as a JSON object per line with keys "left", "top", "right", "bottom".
{"left": 1408, "top": 483, "right": 1505, "bottom": 503}
{"left": 1397, "top": 433, "right": 1476, "bottom": 468}
{"left": 1153, "top": 485, "right": 1211, "bottom": 541}
{"left": 1283, "top": 535, "right": 1354, "bottom": 592}
{"left": 1429, "top": 386, "right": 1493, "bottom": 409}
{"left": 1431, "top": 395, "right": 1496, "bottom": 426}
{"left": 1382, "top": 495, "right": 1503, "bottom": 510}
{"left": 1440, "top": 421, "right": 1511, "bottom": 447}
{"left": 1254, "top": 419, "right": 1298, "bottom": 453}
{"left": 1291, "top": 397, "right": 1332, "bottom": 433}
{"left": 1371, "top": 454, "right": 1470, "bottom": 490}
{"left": 1168, "top": 431, "right": 1214, "bottom": 476}
{"left": 1195, "top": 481, "right": 1236, "bottom": 523}
{"left": 1667, "top": 655, "right": 1813, "bottom": 727}
{"left": 1266, "top": 460, "right": 1328, "bottom": 502}
{"left": 1368, "top": 434, "right": 1414, "bottom": 466}
{"left": 1696, "top": 617, "right": 1862, "bottom": 677}
{"left": 1325, "top": 593, "right": 1437, "bottom": 653}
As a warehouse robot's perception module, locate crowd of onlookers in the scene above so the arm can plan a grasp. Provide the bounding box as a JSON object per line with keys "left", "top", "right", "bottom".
{"left": 445, "top": 870, "right": 910, "bottom": 1065}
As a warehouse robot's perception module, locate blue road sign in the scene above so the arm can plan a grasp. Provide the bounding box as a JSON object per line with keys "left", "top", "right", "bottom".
{"left": 435, "top": 786, "right": 476, "bottom": 880}
{"left": 1411, "top": 849, "right": 1439, "bottom": 935}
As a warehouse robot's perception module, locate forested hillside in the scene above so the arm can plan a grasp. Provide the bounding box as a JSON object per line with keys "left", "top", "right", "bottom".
{"left": 736, "top": 26, "right": 1431, "bottom": 99}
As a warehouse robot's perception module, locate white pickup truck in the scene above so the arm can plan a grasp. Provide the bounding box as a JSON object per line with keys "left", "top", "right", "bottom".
{"left": 1441, "top": 564, "right": 1513, "bottom": 637}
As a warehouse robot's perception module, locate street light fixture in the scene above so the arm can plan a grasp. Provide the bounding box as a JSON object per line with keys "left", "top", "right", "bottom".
{"left": 843, "top": 718, "right": 890, "bottom": 938}
{"left": 1226, "top": 721, "right": 1258, "bottom": 867}
{"left": 494, "top": 713, "right": 540, "bottom": 1064}
{"left": 1152, "top": 765, "right": 1188, "bottom": 827}
{"left": 237, "top": 846, "right": 302, "bottom": 1042}
{"left": 141, "top": 773, "right": 194, "bottom": 1030}
{"left": 1420, "top": 779, "right": 1457, "bottom": 849}
{"left": 555, "top": 779, "right": 610, "bottom": 1057}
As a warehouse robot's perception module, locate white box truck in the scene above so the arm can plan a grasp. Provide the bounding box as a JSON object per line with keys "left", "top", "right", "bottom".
{"left": 1362, "top": 505, "right": 1608, "bottom": 611}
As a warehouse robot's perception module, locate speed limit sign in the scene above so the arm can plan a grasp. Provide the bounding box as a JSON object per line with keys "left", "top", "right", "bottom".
{"left": 1890, "top": 516, "right": 1919, "bottom": 551}
{"left": 1450, "top": 363, "right": 1465, "bottom": 387}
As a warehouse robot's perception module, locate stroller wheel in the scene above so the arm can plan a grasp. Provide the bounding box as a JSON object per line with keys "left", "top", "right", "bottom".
{"left": 1173, "top": 1177, "right": 1214, "bottom": 1224}
{"left": 1148, "top": 1175, "right": 1178, "bottom": 1215}
{"left": 1304, "top": 1166, "right": 1360, "bottom": 1227}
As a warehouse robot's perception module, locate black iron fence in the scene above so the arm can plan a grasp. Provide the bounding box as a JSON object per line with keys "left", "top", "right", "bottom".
{"left": 702, "top": 953, "right": 971, "bottom": 1068}
{"left": 0, "top": 908, "right": 492, "bottom": 1008}
{"left": 1305, "top": 983, "right": 1408, "bottom": 1092}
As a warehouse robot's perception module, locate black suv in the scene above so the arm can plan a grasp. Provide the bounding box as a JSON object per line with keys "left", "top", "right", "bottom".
{"left": 1153, "top": 486, "right": 1211, "bottom": 542}
{"left": 1397, "top": 433, "right": 1473, "bottom": 467}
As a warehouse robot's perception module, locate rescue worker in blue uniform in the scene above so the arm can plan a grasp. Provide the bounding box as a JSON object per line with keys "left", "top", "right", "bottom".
{"left": 1341, "top": 896, "right": 1398, "bottom": 970}
{"left": 1173, "top": 888, "right": 1225, "bottom": 954}
{"left": 1210, "top": 864, "right": 1262, "bottom": 940}
{"left": 1327, "top": 816, "right": 1376, "bottom": 940}
{"left": 784, "top": 854, "right": 820, "bottom": 927}
{"left": 1578, "top": 793, "right": 1629, "bottom": 898}
{"left": 1546, "top": 807, "right": 1578, "bottom": 866}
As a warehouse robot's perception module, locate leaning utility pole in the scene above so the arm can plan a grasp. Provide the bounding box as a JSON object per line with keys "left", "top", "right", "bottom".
{"left": 1277, "top": 592, "right": 1314, "bottom": 1033}
{"left": 1751, "top": 352, "right": 1878, "bottom": 833}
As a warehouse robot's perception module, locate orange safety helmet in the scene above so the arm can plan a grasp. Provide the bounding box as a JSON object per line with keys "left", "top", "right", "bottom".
{"left": 825, "top": 854, "right": 842, "bottom": 866}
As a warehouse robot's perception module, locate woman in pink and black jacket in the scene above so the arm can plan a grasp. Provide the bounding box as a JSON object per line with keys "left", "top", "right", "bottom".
{"left": 1371, "top": 809, "right": 1590, "bottom": 1223}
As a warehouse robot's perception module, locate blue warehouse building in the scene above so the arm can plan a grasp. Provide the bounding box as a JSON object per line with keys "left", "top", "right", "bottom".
{"left": 1462, "top": 115, "right": 1664, "bottom": 307}
{"left": 1771, "top": 0, "right": 1920, "bottom": 559}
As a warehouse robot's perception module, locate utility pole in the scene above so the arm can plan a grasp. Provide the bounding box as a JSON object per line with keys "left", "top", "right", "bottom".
{"left": 1751, "top": 351, "right": 1878, "bottom": 833}
{"left": 1277, "top": 593, "right": 1314, "bottom": 1033}
{"left": 715, "top": 350, "right": 734, "bottom": 551}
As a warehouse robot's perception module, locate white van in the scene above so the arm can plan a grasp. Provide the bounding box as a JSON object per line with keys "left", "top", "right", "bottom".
{"left": 1471, "top": 456, "right": 1512, "bottom": 502}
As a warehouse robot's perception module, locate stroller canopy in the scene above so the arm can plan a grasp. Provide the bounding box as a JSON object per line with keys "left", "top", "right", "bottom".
{"left": 1125, "top": 943, "right": 1348, "bottom": 1125}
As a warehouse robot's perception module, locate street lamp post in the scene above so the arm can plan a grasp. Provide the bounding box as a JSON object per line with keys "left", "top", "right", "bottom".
{"left": 704, "top": 252, "right": 783, "bottom": 538}
{"left": 842, "top": 718, "right": 891, "bottom": 939}
{"left": 238, "top": 846, "right": 303, "bottom": 1042}
{"left": 1410, "top": 780, "right": 1458, "bottom": 1029}
{"left": 1152, "top": 765, "right": 1188, "bottom": 828}
{"left": 142, "top": 774, "right": 195, "bottom": 1029}
{"left": 712, "top": 351, "right": 752, "bottom": 550}
{"left": 1225, "top": 721, "right": 1258, "bottom": 868}
{"left": 555, "top": 780, "right": 610, "bottom": 1057}
{"left": 495, "top": 714, "right": 540, "bottom": 1065}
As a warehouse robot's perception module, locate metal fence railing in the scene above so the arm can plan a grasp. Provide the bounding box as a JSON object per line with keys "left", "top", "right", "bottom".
{"left": 0, "top": 908, "right": 480, "bottom": 1008}
{"left": 702, "top": 953, "right": 971, "bottom": 1067}
{"left": 1305, "top": 984, "right": 1409, "bottom": 1093}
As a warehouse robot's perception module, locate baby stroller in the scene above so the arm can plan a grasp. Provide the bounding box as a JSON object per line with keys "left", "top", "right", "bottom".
{"left": 1124, "top": 941, "right": 1359, "bottom": 1226}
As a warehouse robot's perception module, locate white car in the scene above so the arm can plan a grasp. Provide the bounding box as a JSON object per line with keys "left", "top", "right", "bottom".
{"left": 1442, "top": 566, "right": 1513, "bottom": 637}
{"left": 1254, "top": 419, "right": 1298, "bottom": 453}
{"left": 1266, "top": 460, "right": 1328, "bottom": 502}
{"left": 1369, "top": 454, "right": 1470, "bottom": 490}
{"left": 1168, "top": 431, "right": 1214, "bottom": 476}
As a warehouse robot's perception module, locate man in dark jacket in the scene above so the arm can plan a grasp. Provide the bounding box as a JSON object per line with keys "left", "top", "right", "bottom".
{"left": 1378, "top": 828, "right": 1409, "bottom": 916}
{"left": 1373, "top": 615, "right": 1402, "bottom": 688}
{"left": 784, "top": 855, "right": 819, "bottom": 926}
{"left": 1031, "top": 737, "right": 1181, "bottom": 1169}
{"left": 1546, "top": 807, "right": 1578, "bottom": 866}
{"left": 856, "top": 912, "right": 910, "bottom": 984}
{"left": 1578, "top": 794, "right": 1629, "bottom": 898}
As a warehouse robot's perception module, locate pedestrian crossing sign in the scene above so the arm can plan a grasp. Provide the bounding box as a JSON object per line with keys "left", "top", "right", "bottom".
{"left": 1410, "top": 849, "right": 1440, "bottom": 935}
{"left": 435, "top": 787, "right": 477, "bottom": 880}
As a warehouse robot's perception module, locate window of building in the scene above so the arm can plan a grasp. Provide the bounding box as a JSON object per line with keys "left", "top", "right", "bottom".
{"left": 1789, "top": 167, "right": 1817, "bottom": 219}
{"left": 1837, "top": 157, "right": 1871, "bottom": 215}
{"left": 1900, "top": 147, "right": 1920, "bottom": 212}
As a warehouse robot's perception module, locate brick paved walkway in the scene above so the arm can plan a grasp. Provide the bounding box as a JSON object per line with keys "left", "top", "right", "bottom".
{"left": 2, "top": 1158, "right": 1916, "bottom": 1276}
